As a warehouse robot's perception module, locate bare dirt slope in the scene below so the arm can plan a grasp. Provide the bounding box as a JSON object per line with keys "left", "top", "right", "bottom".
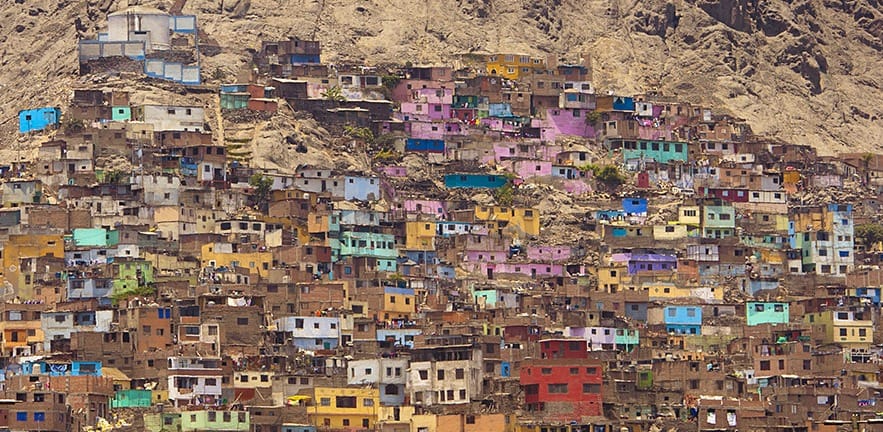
{"left": 1, "top": 0, "right": 882, "bottom": 159}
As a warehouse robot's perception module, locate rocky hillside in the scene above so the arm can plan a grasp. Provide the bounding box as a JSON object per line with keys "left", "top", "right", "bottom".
{"left": 1, "top": 0, "right": 881, "bottom": 158}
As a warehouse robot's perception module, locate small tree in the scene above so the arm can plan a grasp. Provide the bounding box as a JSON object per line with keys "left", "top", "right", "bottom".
{"left": 321, "top": 86, "right": 346, "bottom": 102}
{"left": 249, "top": 173, "right": 273, "bottom": 213}
{"left": 856, "top": 223, "right": 883, "bottom": 251}
{"left": 495, "top": 183, "right": 515, "bottom": 207}
{"left": 591, "top": 165, "right": 626, "bottom": 190}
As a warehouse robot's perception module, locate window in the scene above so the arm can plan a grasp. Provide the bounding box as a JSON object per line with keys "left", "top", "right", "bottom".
{"left": 686, "top": 308, "right": 696, "bottom": 317}
{"left": 859, "top": 328, "right": 867, "bottom": 337}
{"left": 418, "top": 370, "right": 428, "bottom": 380}
{"left": 466, "top": 415, "right": 476, "bottom": 424}
{"left": 320, "top": 397, "right": 331, "bottom": 406}
{"left": 237, "top": 318, "right": 249, "bottom": 325}
{"left": 16, "top": 412, "right": 26, "bottom": 422}
{"left": 760, "top": 361, "right": 770, "bottom": 371}
{"left": 437, "top": 370, "right": 445, "bottom": 380}
{"left": 208, "top": 412, "right": 217, "bottom": 422}
{"left": 840, "top": 328, "right": 848, "bottom": 337}
{"left": 547, "top": 383, "right": 568, "bottom": 393}
{"left": 755, "top": 304, "right": 765, "bottom": 312}
{"left": 583, "top": 383, "right": 601, "bottom": 393}
{"left": 541, "top": 368, "right": 552, "bottom": 375}
{"left": 363, "top": 398, "right": 374, "bottom": 407}
{"left": 774, "top": 304, "right": 785, "bottom": 312}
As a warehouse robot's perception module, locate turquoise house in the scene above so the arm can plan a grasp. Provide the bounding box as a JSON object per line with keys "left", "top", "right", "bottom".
{"left": 338, "top": 231, "right": 397, "bottom": 272}
{"left": 746, "top": 302, "right": 789, "bottom": 326}
{"left": 111, "top": 389, "right": 152, "bottom": 408}
{"left": 111, "top": 106, "right": 131, "bottom": 121}
{"left": 72, "top": 228, "right": 120, "bottom": 247}
{"left": 622, "top": 140, "right": 689, "bottom": 164}
{"left": 18, "top": 107, "right": 61, "bottom": 133}
{"left": 444, "top": 174, "right": 509, "bottom": 189}
{"left": 614, "top": 328, "right": 639, "bottom": 351}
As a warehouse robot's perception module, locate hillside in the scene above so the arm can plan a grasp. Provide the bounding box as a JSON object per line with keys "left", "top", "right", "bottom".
{"left": 1, "top": 0, "right": 881, "bottom": 159}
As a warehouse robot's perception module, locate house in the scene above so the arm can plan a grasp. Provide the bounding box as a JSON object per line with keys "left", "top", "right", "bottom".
{"left": 134, "top": 105, "right": 205, "bottom": 132}
{"left": 167, "top": 357, "right": 224, "bottom": 407}
{"left": 1, "top": 180, "right": 43, "bottom": 207}
{"left": 346, "top": 358, "right": 409, "bottom": 406}
{"left": 745, "top": 302, "right": 789, "bottom": 326}
{"left": 804, "top": 310, "right": 873, "bottom": 349}
{"left": 520, "top": 358, "right": 603, "bottom": 420}
{"left": 662, "top": 305, "right": 702, "bottom": 335}
{"left": 444, "top": 174, "right": 509, "bottom": 189}
{"left": 485, "top": 53, "right": 546, "bottom": 80}
{"left": 408, "top": 344, "right": 483, "bottom": 406}
{"left": 18, "top": 107, "right": 61, "bottom": 133}
{"left": 308, "top": 387, "right": 379, "bottom": 429}
{"left": 275, "top": 316, "right": 341, "bottom": 350}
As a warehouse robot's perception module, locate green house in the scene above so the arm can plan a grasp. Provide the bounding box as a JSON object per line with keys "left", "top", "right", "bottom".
{"left": 746, "top": 302, "right": 789, "bottom": 326}
{"left": 111, "top": 106, "right": 131, "bottom": 121}
{"left": 622, "top": 140, "right": 689, "bottom": 164}
{"left": 636, "top": 366, "right": 653, "bottom": 390}
{"left": 112, "top": 259, "right": 155, "bottom": 293}
{"left": 143, "top": 413, "right": 181, "bottom": 432}
{"left": 111, "top": 389, "right": 152, "bottom": 408}
{"left": 72, "top": 228, "right": 120, "bottom": 247}
{"left": 181, "top": 410, "right": 249, "bottom": 431}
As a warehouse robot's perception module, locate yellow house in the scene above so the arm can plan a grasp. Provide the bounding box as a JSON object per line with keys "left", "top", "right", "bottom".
{"left": 0, "top": 304, "right": 44, "bottom": 356}
{"left": 0, "top": 233, "right": 64, "bottom": 299}
{"left": 309, "top": 387, "right": 379, "bottom": 429}
{"left": 200, "top": 243, "right": 272, "bottom": 277}
{"left": 486, "top": 54, "right": 546, "bottom": 81}
{"left": 596, "top": 264, "right": 632, "bottom": 293}
{"left": 404, "top": 221, "right": 436, "bottom": 251}
{"left": 474, "top": 206, "right": 540, "bottom": 237}
{"left": 805, "top": 310, "right": 874, "bottom": 348}
{"left": 678, "top": 205, "right": 701, "bottom": 225}
{"left": 652, "top": 223, "right": 689, "bottom": 240}
{"left": 412, "top": 413, "right": 512, "bottom": 432}
{"left": 645, "top": 281, "right": 723, "bottom": 301}
{"left": 377, "top": 405, "right": 413, "bottom": 432}
{"left": 382, "top": 286, "right": 415, "bottom": 319}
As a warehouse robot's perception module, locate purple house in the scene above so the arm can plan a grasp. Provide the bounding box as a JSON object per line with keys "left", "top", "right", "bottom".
{"left": 532, "top": 108, "right": 597, "bottom": 142}
{"left": 628, "top": 253, "right": 678, "bottom": 275}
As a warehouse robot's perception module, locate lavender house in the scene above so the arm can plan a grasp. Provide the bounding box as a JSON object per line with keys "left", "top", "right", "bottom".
{"left": 628, "top": 253, "right": 678, "bottom": 275}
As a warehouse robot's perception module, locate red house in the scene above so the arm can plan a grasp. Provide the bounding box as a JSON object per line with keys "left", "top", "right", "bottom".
{"left": 539, "top": 338, "right": 589, "bottom": 359}
{"left": 520, "top": 358, "right": 603, "bottom": 421}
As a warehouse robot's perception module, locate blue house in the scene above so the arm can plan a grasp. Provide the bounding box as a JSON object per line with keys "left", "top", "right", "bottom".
{"left": 663, "top": 306, "right": 702, "bottom": 335}
{"left": 444, "top": 174, "right": 508, "bottom": 189}
{"left": 612, "top": 96, "right": 635, "bottom": 111}
{"left": 19, "top": 107, "right": 61, "bottom": 133}
{"left": 595, "top": 210, "right": 624, "bottom": 222}
{"left": 852, "top": 287, "right": 882, "bottom": 305}
{"left": 405, "top": 138, "right": 445, "bottom": 153}
{"left": 488, "top": 103, "right": 515, "bottom": 118}
{"left": 622, "top": 197, "right": 648, "bottom": 215}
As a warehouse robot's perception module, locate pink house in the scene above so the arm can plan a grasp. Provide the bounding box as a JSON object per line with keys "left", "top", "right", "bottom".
{"left": 379, "top": 166, "right": 408, "bottom": 177}
{"left": 480, "top": 118, "right": 521, "bottom": 135}
{"left": 484, "top": 262, "right": 567, "bottom": 278}
{"left": 527, "top": 245, "right": 574, "bottom": 262}
{"left": 407, "top": 121, "right": 467, "bottom": 139}
{"left": 412, "top": 87, "right": 453, "bottom": 104}
{"left": 401, "top": 199, "right": 448, "bottom": 218}
{"left": 560, "top": 179, "right": 592, "bottom": 195}
{"left": 390, "top": 80, "right": 454, "bottom": 103}
{"left": 399, "top": 102, "right": 452, "bottom": 121}
{"left": 532, "top": 108, "right": 597, "bottom": 143}
{"left": 511, "top": 159, "right": 553, "bottom": 179}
